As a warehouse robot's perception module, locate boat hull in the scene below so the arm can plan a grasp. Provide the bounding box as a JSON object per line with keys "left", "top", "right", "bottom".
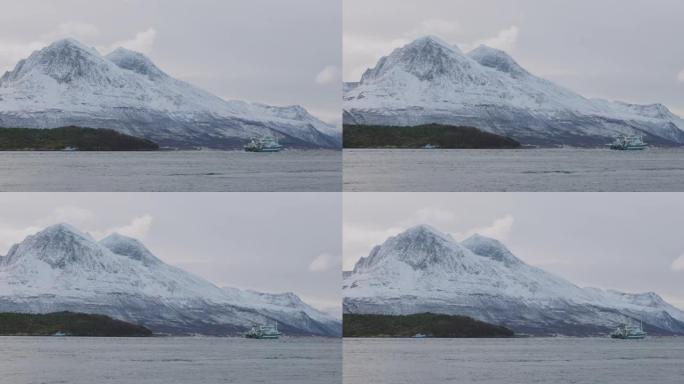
{"left": 245, "top": 334, "right": 280, "bottom": 339}
{"left": 610, "top": 334, "right": 646, "bottom": 339}
{"left": 610, "top": 145, "right": 647, "bottom": 151}
{"left": 244, "top": 146, "right": 283, "bottom": 153}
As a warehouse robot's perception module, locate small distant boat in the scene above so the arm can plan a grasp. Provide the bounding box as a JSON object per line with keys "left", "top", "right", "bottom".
{"left": 608, "top": 135, "right": 648, "bottom": 150}
{"left": 61, "top": 146, "right": 78, "bottom": 151}
{"left": 610, "top": 321, "right": 647, "bottom": 339}
{"left": 245, "top": 322, "right": 281, "bottom": 339}
{"left": 412, "top": 333, "right": 427, "bottom": 338}
{"left": 244, "top": 137, "right": 283, "bottom": 152}
{"left": 422, "top": 144, "right": 440, "bottom": 149}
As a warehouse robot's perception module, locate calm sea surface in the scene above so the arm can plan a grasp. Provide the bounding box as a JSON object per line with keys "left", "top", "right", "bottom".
{"left": 0, "top": 336, "right": 341, "bottom": 384}
{"left": 0, "top": 150, "right": 341, "bottom": 191}
{"left": 344, "top": 148, "right": 684, "bottom": 191}
{"left": 344, "top": 337, "right": 684, "bottom": 384}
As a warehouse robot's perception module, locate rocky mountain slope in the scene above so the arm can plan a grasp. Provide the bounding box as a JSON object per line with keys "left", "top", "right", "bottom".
{"left": 343, "top": 36, "right": 684, "bottom": 147}
{"left": 0, "top": 224, "right": 341, "bottom": 336}
{"left": 0, "top": 39, "right": 340, "bottom": 149}
{"left": 343, "top": 224, "right": 684, "bottom": 336}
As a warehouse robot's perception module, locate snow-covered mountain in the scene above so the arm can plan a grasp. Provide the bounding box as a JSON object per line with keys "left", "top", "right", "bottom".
{"left": 0, "top": 224, "right": 341, "bottom": 336}
{"left": 343, "top": 36, "right": 684, "bottom": 147}
{"left": 343, "top": 224, "right": 684, "bottom": 336}
{"left": 0, "top": 39, "right": 340, "bottom": 149}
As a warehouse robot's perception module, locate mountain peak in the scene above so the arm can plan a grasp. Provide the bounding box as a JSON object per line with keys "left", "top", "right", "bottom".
{"left": 391, "top": 224, "right": 457, "bottom": 248}
{"left": 255, "top": 290, "right": 305, "bottom": 307}
{"left": 39, "top": 222, "right": 92, "bottom": 240}
{"left": 613, "top": 101, "right": 678, "bottom": 120}
{"left": 401, "top": 224, "right": 451, "bottom": 240}
{"left": 606, "top": 289, "right": 669, "bottom": 308}
{"left": 354, "top": 224, "right": 466, "bottom": 273}
{"left": 4, "top": 223, "right": 109, "bottom": 269}
{"left": 461, "top": 234, "right": 522, "bottom": 267}
{"left": 258, "top": 104, "right": 311, "bottom": 120}
{"left": 99, "top": 232, "right": 160, "bottom": 265}
{"left": 106, "top": 47, "right": 167, "bottom": 80}
{"left": 47, "top": 38, "right": 97, "bottom": 53}
{"left": 360, "top": 35, "right": 482, "bottom": 85}
{"left": 409, "top": 35, "right": 459, "bottom": 52}
{"left": 0, "top": 37, "right": 118, "bottom": 86}
{"left": 467, "top": 45, "right": 529, "bottom": 78}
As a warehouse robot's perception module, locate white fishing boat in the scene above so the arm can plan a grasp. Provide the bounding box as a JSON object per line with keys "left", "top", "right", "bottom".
{"left": 608, "top": 135, "right": 647, "bottom": 150}
{"left": 245, "top": 322, "right": 281, "bottom": 339}
{"left": 610, "top": 321, "right": 647, "bottom": 339}
{"left": 244, "top": 137, "right": 283, "bottom": 152}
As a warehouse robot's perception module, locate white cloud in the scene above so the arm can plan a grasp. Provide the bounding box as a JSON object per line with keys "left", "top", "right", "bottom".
{"left": 672, "top": 254, "right": 684, "bottom": 271}
{"left": 677, "top": 69, "right": 684, "bottom": 83}
{"left": 456, "top": 214, "right": 515, "bottom": 242}
{"left": 461, "top": 25, "right": 520, "bottom": 52}
{"left": 100, "top": 28, "right": 157, "bottom": 54}
{"left": 315, "top": 65, "right": 341, "bottom": 85}
{"left": 91, "top": 214, "right": 154, "bottom": 240}
{"left": 308, "top": 253, "right": 337, "bottom": 272}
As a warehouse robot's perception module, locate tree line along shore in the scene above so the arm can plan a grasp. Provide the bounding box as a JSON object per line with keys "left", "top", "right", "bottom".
{"left": 0, "top": 126, "right": 159, "bottom": 151}
{"left": 343, "top": 124, "right": 521, "bottom": 149}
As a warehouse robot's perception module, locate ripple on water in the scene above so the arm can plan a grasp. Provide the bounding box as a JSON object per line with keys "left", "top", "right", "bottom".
{"left": 343, "top": 148, "right": 684, "bottom": 191}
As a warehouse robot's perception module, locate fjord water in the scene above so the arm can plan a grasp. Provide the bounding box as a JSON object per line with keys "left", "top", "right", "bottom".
{"left": 344, "top": 338, "right": 684, "bottom": 384}
{"left": 0, "top": 150, "right": 341, "bottom": 191}
{"left": 344, "top": 148, "right": 684, "bottom": 191}
{"left": 1, "top": 337, "right": 341, "bottom": 384}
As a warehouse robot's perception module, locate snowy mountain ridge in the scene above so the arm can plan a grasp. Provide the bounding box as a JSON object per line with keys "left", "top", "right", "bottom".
{"left": 344, "top": 36, "right": 684, "bottom": 146}
{"left": 0, "top": 223, "right": 341, "bottom": 336}
{"left": 0, "top": 38, "right": 340, "bottom": 149}
{"left": 343, "top": 224, "right": 684, "bottom": 336}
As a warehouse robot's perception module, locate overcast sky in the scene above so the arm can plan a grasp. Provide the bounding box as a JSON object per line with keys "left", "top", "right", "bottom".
{"left": 0, "top": 0, "right": 341, "bottom": 125}
{"left": 344, "top": 0, "right": 684, "bottom": 116}
{"left": 344, "top": 193, "right": 684, "bottom": 310}
{"left": 0, "top": 193, "right": 342, "bottom": 315}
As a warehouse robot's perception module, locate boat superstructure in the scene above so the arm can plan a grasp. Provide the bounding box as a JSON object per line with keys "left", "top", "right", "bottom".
{"left": 610, "top": 321, "right": 647, "bottom": 339}
{"left": 245, "top": 322, "right": 282, "bottom": 339}
{"left": 244, "top": 137, "right": 284, "bottom": 152}
{"left": 608, "top": 135, "right": 648, "bottom": 150}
